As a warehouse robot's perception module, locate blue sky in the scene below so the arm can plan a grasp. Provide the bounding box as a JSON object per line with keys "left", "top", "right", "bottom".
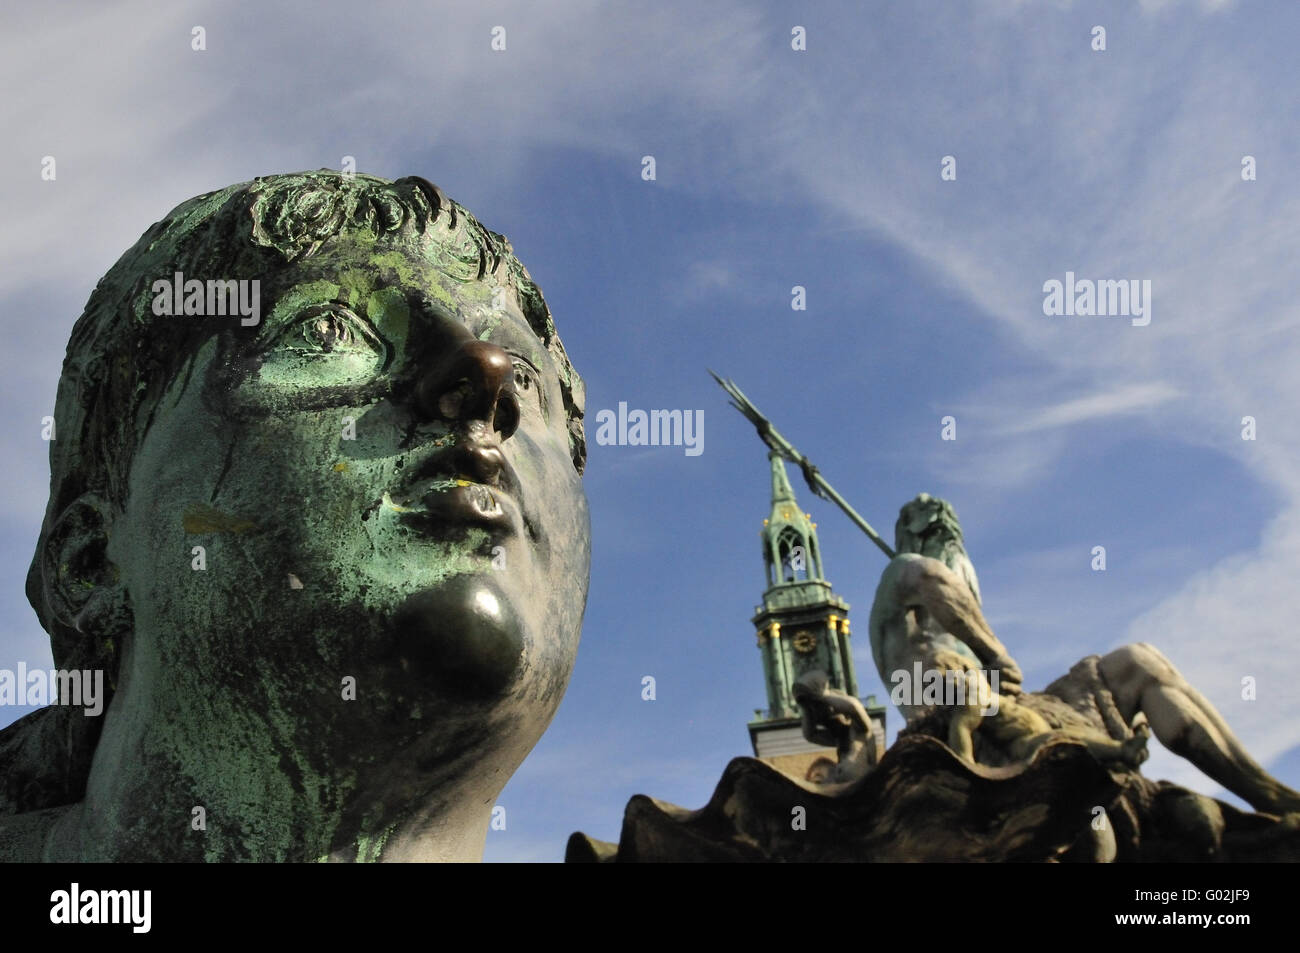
{"left": 3, "top": 0, "right": 1299, "bottom": 861}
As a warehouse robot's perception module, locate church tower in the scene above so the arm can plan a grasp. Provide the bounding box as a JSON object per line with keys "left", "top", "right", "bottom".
{"left": 748, "top": 452, "right": 884, "bottom": 768}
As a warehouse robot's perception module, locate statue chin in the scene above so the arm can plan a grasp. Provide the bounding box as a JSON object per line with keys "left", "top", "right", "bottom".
{"left": 389, "top": 575, "right": 525, "bottom": 699}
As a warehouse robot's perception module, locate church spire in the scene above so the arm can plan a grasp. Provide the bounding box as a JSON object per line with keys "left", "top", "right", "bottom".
{"left": 769, "top": 449, "right": 797, "bottom": 503}
{"left": 761, "top": 452, "right": 825, "bottom": 586}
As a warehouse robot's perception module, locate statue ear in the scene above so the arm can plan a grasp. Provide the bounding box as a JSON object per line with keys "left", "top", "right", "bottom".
{"left": 39, "top": 495, "right": 128, "bottom": 655}
{"left": 9, "top": 495, "right": 123, "bottom": 812}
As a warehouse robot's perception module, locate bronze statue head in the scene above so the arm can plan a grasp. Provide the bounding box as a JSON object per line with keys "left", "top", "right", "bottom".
{"left": 9, "top": 170, "right": 590, "bottom": 861}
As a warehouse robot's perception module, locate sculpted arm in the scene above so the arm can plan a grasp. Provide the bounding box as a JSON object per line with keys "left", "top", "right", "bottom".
{"left": 800, "top": 703, "right": 841, "bottom": 748}
{"left": 868, "top": 558, "right": 906, "bottom": 682}
{"left": 892, "top": 555, "right": 1024, "bottom": 693}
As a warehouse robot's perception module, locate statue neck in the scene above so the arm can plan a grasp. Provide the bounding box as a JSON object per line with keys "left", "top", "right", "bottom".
{"left": 43, "top": 677, "right": 501, "bottom": 861}
{"left": 46, "top": 770, "right": 493, "bottom": 862}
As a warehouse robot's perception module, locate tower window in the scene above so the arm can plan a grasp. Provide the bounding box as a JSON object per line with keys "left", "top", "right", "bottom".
{"left": 777, "top": 528, "right": 808, "bottom": 582}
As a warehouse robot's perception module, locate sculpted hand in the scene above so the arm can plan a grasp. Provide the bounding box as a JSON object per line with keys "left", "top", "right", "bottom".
{"left": 995, "top": 656, "right": 1023, "bottom": 695}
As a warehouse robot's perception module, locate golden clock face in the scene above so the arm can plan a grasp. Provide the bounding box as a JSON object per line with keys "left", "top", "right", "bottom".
{"left": 792, "top": 630, "right": 817, "bottom": 654}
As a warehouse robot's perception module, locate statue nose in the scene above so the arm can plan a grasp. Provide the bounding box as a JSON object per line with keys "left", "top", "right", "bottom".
{"left": 416, "top": 338, "right": 520, "bottom": 439}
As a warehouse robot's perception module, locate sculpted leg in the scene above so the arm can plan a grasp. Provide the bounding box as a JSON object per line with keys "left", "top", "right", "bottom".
{"left": 1099, "top": 643, "right": 1300, "bottom": 814}
{"left": 988, "top": 698, "right": 1053, "bottom": 763}
{"left": 935, "top": 658, "right": 1146, "bottom": 768}
{"left": 948, "top": 700, "right": 981, "bottom": 762}
{"left": 982, "top": 697, "right": 1145, "bottom": 766}
{"left": 929, "top": 650, "right": 989, "bottom": 761}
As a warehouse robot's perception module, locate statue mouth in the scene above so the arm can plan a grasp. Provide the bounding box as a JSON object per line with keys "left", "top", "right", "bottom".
{"left": 382, "top": 434, "right": 532, "bottom": 540}
{"left": 386, "top": 478, "right": 521, "bottom": 536}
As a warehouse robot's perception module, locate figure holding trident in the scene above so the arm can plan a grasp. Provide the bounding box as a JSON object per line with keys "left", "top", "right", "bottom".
{"left": 712, "top": 372, "right": 1300, "bottom": 814}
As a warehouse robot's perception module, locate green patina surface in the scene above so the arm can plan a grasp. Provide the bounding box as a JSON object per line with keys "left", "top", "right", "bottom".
{"left": 3, "top": 169, "right": 591, "bottom": 864}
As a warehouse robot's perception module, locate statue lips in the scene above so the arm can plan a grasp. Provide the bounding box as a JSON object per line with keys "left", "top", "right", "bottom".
{"left": 389, "top": 437, "right": 525, "bottom": 539}
{"left": 396, "top": 482, "right": 522, "bottom": 541}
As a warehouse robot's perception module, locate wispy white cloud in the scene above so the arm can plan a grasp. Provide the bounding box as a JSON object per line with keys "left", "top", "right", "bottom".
{"left": 996, "top": 382, "right": 1181, "bottom": 435}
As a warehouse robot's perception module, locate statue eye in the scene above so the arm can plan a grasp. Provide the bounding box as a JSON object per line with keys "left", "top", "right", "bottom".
{"left": 255, "top": 304, "right": 389, "bottom": 388}
{"left": 284, "top": 305, "right": 382, "bottom": 356}
{"left": 512, "top": 360, "right": 535, "bottom": 392}
{"left": 511, "top": 358, "right": 546, "bottom": 414}
{"left": 304, "top": 312, "right": 355, "bottom": 351}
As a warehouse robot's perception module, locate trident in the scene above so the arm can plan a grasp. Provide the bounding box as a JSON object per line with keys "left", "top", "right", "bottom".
{"left": 710, "top": 371, "right": 897, "bottom": 560}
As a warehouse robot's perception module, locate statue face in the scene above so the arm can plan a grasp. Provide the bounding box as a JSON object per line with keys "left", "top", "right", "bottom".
{"left": 899, "top": 495, "right": 961, "bottom": 558}
{"left": 102, "top": 230, "right": 589, "bottom": 811}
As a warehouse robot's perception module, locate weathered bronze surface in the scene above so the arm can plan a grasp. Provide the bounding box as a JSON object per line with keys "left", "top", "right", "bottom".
{"left": 0, "top": 170, "right": 589, "bottom": 862}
